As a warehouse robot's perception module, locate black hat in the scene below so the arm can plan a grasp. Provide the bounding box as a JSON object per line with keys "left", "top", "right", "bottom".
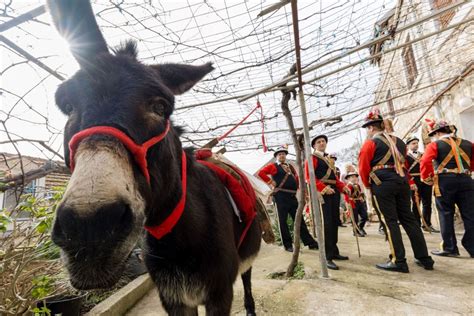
{"left": 405, "top": 134, "right": 419, "bottom": 145}
{"left": 311, "top": 134, "right": 328, "bottom": 147}
{"left": 362, "top": 108, "right": 384, "bottom": 128}
{"left": 273, "top": 146, "right": 289, "bottom": 157}
{"left": 425, "top": 118, "right": 456, "bottom": 136}
{"left": 345, "top": 171, "right": 359, "bottom": 180}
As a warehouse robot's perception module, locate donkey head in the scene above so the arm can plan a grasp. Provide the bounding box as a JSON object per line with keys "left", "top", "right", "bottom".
{"left": 47, "top": 0, "right": 213, "bottom": 289}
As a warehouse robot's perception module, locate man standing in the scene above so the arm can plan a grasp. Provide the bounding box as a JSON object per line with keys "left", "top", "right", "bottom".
{"left": 258, "top": 146, "right": 318, "bottom": 252}
{"left": 421, "top": 119, "right": 474, "bottom": 258}
{"left": 358, "top": 109, "right": 434, "bottom": 273}
{"left": 344, "top": 169, "right": 368, "bottom": 237}
{"left": 405, "top": 134, "right": 439, "bottom": 233}
{"left": 305, "top": 135, "right": 350, "bottom": 270}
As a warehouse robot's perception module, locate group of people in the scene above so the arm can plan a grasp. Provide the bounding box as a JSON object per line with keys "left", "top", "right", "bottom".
{"left": 258, "top": 108, "right": 473, "bottom": 273}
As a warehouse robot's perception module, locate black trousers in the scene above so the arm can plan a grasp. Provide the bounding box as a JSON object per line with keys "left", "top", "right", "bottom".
{"left": 320, "top": 188, "right": 341, "bottom": 260}
{"left": 353, "top": 201, "right": 368, "bottom": 229}
{"left": 335, "top": 193, "right": 342, "bottom": 226}
{"left": 274, "top": 193, "right": 317, "bottom": 249}
{"left": 411, "top": 177, "right": 433, "bottom": 227}
{"left": 435, "top": 175, "right": 474, "bottom": 256}
{"left": 371, "top": 179, "right": 430, "bottom": 264}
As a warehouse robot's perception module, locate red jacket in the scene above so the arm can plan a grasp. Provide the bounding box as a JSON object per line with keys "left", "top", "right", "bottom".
{"left": 304, "top": 155, "right": 345, "bottom": 193}
{"left": 358, "top": 139, "right": 414, "bottom": 188}
{"left": 257, "top": 163, "right": 299, "bottom": 188}
{"left": 420, "top": 141, "right": 474, "bottom": 181}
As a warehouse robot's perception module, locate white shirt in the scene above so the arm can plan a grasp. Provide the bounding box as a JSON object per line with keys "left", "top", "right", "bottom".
{"left": 314, "top": 150, "right": 326, "bottom": 156}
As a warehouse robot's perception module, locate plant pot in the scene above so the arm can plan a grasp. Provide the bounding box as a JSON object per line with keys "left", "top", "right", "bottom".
{"left": 36, "top": 295, "right": 84, "bottom": 316}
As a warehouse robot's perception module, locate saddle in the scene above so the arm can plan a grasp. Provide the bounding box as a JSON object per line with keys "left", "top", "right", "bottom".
{"left": 195, "top": 149, "right": 275, "bottom": 245}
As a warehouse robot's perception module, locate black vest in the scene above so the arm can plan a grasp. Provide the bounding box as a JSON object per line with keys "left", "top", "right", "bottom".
{"left": 314, "top": 155, "right": 336, "bottom": 181}
{"left": 434, "top": 137, "right": 472, "bottom": 170}
{"left": 370, "top": 135, "right": 409, "bottom": 183}
{"left": 272, "top": 163, "right": 297, "bottom": 191}
{"left": 406, "top": 153, "right": 421, "bottom": 175}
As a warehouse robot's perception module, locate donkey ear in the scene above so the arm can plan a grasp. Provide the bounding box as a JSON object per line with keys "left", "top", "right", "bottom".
{"left": 152, "top": 62, "right": 214, "bottom": 95}
{"left": 47, "top": 0, "right": 108, "bottom": 68}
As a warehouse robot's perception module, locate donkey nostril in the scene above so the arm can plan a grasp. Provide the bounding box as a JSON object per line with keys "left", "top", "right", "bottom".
{"left": 52, "top": 200, "right": 134, "bottom": 248}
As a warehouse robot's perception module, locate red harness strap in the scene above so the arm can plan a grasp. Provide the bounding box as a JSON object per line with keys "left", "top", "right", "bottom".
{"left": 69, "top": 121, "right": 171, "bottom": 184}
{"left": 145, "top": 152, "right": 187, "bottom": 240}
{"left": 68, "top": 121, "right": 187, "bottom": 240}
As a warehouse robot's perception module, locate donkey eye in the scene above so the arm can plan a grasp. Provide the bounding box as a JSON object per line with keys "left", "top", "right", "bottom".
{"left": 59, "top": 103, "right": 74, "bottom": 115}
{"left": 151, "top": 98, "right": 167, "bottom": 116}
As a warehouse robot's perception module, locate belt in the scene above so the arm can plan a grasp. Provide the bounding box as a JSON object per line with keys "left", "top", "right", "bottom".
{"left": 322, "top": 179, "right": 336, "bottom": 184}
{"left": 410, "top": 173, "right": 420, "bottom": 176}
{"left": 371, "top": 164, "right": 395, "bottom": 171}
{"left": 435, "top": 168, "right": 471, "bottom": 175}
{"left": 433, "top": 168, "right": 472, "bottom": 197}
{"left": 272, "top": 188, "right": 297, "bottom": 194}
{"left": 369, "top": 164, "right": 395, "bottom": 185}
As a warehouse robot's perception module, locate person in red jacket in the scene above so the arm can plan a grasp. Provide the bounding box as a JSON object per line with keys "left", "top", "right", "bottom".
{"left": 258, "top": 146, "right": 318, "bottom": 252}
{"left": 305, "top": 135, "right": 350, "bottom": 270}
{"left": 420, "top": 119, "right": 474, "bottom": 258}
{"left": 405, "top": 134, "right": 439, "bottom": 233}
{"left": 358, "top": 109, "right": 433, "bottom": 273}
{"left": 344, "top": 170, "right": 368, "bottom": 237}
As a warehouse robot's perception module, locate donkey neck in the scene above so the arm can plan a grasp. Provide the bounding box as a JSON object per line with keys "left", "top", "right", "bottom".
{"left": 146, "top": 132, "right": 186, "bottom": 226}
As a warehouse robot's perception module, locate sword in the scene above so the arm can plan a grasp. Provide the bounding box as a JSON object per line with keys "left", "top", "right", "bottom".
{"left": 345, "top": 201, "right": 361, "bottom": 258}
{"left": 414, "top": 191, "right": 431, "bottom": 234}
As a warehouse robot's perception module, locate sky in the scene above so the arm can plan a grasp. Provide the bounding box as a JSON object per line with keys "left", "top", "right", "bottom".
{"left": 1, "top": 1, "right": 397, "bottom": 174}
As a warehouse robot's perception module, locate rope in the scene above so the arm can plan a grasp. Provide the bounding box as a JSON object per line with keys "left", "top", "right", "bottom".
{"left": 218, "top": 101, "right": 267, "bottom": 152}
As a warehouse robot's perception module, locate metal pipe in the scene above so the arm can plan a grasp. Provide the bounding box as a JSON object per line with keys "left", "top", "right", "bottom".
{"left": 290, "top": 0, "right": 329, "bottom": 278}
{"left": 183, "top": 75, "right": 457, "bottom": 143}
{"left": 0, "top": 35, "right": 65, "bottom": 81}
{"left": 302, "top": 15, "right": 474, "bottom": 87}
{"left": 0, "top": 5, "right": 45, "bottom": 33}
{"left": 238, "top": 0, "right": 468, "bottom": 102}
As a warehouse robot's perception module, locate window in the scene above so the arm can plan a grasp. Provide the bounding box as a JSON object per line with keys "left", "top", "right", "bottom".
{"left": 24, "top": 179, "right": 37, "bottom": 195}
{"left": 386, "top": 89, "right": 395, "bottom": 118}
{"left": 402, "top": 36, "right": 418, "bottom": 88}
{"left": 431, "top": 0, "right": 456, "bottom": 29}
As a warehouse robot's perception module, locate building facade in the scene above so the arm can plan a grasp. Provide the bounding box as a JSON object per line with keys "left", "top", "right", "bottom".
{"left": 0, "top": 153, "right": 70, "bottom": 210}
{"left": 371, "top": 1, "right": 473, "bottom": 144}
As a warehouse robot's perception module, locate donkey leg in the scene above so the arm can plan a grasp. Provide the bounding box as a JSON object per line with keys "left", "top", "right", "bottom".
{"left": 205, "top": 286, "right": 233, "bottom": 316}
{"left": 159, "top": 295, "right": 198, "bottom": 316}
{"left": 242, "top": 268, "right": 256, "bottom": 316}
{"left": 161, "top": 304, "right": 197, "bottom": 316}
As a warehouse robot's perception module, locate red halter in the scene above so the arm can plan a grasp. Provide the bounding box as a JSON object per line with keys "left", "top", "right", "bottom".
{"left": 68, "top": 120, "right": 188, "bottom": 240}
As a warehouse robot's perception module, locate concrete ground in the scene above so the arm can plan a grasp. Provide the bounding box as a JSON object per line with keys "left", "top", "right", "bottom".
{"left": 126, "top": 223, "right": 474, "bottom": 315}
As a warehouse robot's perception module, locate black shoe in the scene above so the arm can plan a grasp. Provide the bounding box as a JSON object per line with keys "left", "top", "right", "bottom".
{"left": 284, "top": 246, "right": 294, "bottom": 252}
{"left": 307, "top": 242, "right": 319, "bottom": 250}
{"left": 429, "top": 226, "right": 440, "bottom": 233}
{"left": 353, "top": 232, "right": 365, "bottom": 237}
{"left": 339, "top": 224, "right": 347, "bottom": 227}
{"left": 431, "top": 250, "right": 460, "bottom": 257}
{"left": 414, "top": 259, "right": 434, "bottom": 270}
{"left": 375, "top": 261, "right": 409, "bottom": 273}
{"left": 327, "top": 260, "right": 339, "bottom": 270}
{"left": 360, "top": 228, "right": 367, "bottom": 236}
{"left": 333, "top": 254, "right": 349, "bottom": 261}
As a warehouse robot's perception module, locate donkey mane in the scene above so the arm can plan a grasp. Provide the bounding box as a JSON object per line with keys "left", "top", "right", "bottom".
{"left": 112, "top": 40, "right": 138, "bottom": 59}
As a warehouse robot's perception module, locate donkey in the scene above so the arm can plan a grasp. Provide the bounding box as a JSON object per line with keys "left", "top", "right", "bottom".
{"left": 47, "top": 1, "right": 262, "bottom": 315}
